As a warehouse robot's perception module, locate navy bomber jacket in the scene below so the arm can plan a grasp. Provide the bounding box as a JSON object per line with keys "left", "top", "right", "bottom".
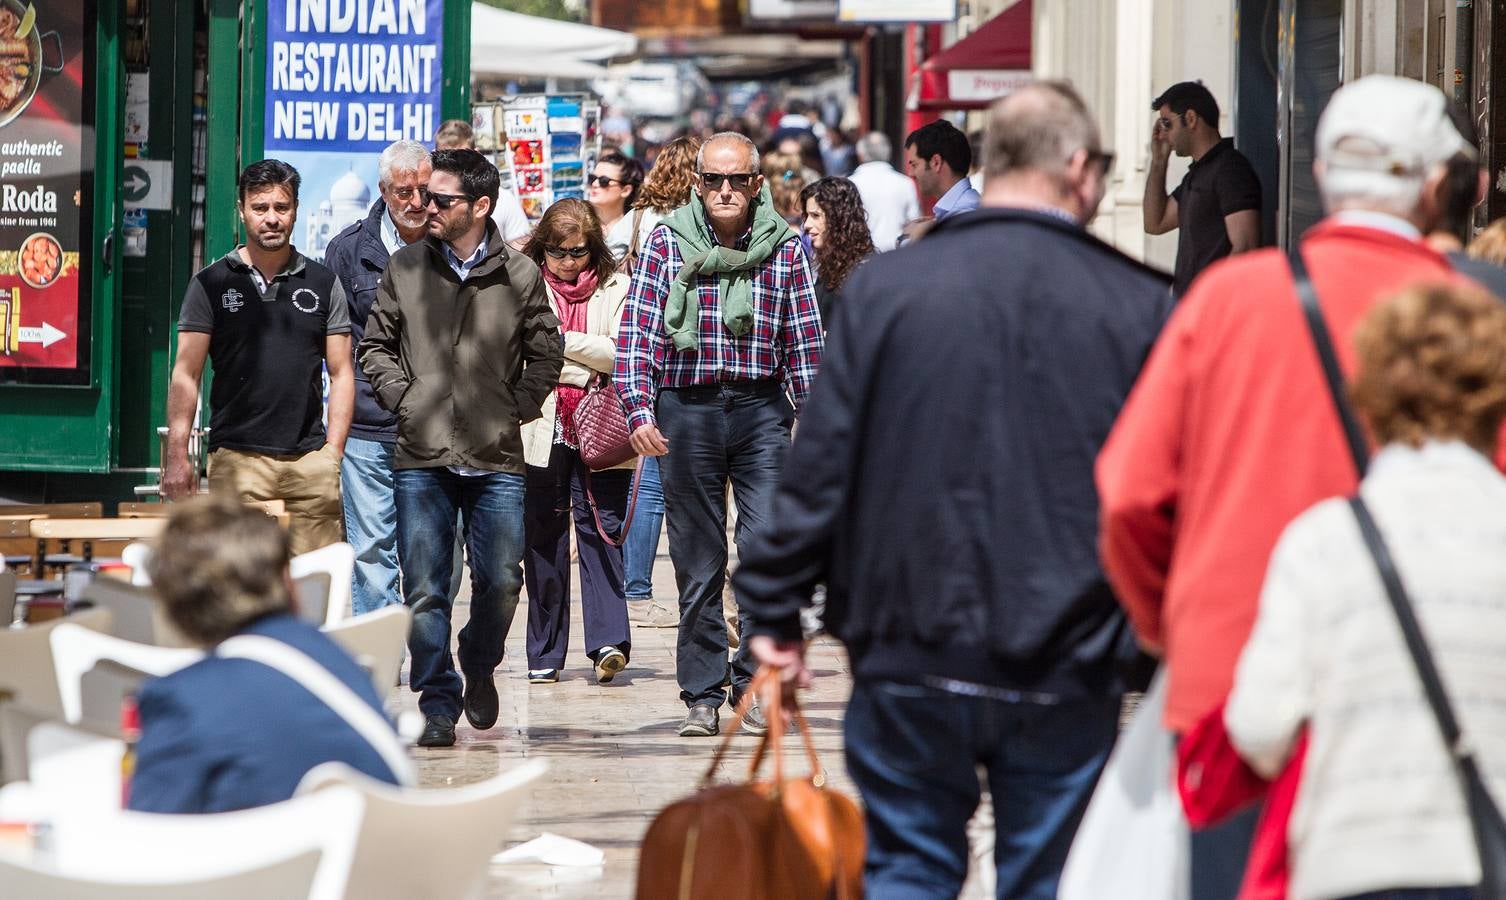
{"left": 733, "top": 208, "right": 1173, "bottom": 698}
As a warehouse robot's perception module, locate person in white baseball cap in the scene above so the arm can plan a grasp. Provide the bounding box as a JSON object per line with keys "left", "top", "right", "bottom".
{"left": 1315, "top": 74, "right": 1476, "bottom": 223}
{"left": 1097, "top": 73, "right": 1475, "bottom": 900}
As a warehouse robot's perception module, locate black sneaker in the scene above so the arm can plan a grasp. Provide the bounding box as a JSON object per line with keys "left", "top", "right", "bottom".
{"left": 678, "top": 704, "right": 719, "bottom": 737}
{"left": 417, "top": 714, "right": 456, "bottom": 747}
{"left": 463, "top": 672, "right": 499, "bottom": 730}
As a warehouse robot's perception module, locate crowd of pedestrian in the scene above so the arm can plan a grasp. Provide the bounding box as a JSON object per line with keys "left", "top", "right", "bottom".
{"left": 151, "top": 66, "right": 1506, "bottom": 900}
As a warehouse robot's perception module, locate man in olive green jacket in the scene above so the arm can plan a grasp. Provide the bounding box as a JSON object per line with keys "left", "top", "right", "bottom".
{"left": 359, "top": 148, "right": 562, "bottom": 747}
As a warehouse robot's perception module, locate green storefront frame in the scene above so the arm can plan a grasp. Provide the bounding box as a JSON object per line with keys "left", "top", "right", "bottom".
{"left": 0, "top": 0, "right": 471, "bottom": 498}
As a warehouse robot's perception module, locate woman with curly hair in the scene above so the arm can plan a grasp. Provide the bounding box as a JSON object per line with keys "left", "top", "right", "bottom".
{"left": 800, "top": 176, "right": 876, "bottom": 321}
{"left": 518, "top": 198, "right": 637, "bottom": 685}
{"left": 1226, "top": 283, "right": 1506, "bottom": 900}
{"left": 607, "top": 135, "right": 702, "bottom": 268}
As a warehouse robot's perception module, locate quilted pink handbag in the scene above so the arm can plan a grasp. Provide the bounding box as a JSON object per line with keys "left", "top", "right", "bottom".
{"left": 572, "top": 375, "right": 643, "bottom": 547}
{"left": 573, "top": 376, "right": 637, "bottom": 470}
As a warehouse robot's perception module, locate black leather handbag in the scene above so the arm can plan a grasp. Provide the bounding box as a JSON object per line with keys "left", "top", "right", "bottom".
{"left": 1292, "top": 249, "right": 1506, "bottom": 898}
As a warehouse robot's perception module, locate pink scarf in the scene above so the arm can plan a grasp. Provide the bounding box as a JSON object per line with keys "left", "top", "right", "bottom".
{"left": 543, "top": 267, "right": 600, "bottom": 447}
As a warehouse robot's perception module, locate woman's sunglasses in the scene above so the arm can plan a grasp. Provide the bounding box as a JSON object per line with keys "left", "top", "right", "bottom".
{"left": 700, "top": 172, "right": 756, "bottom": 190}
{"left": 589, "top": 175, "right": 626, "bottom": 188}
{"left": 421, "top": 188, "right": 472, "bottom": 210}
{"left": 544, "top": 245, "right": 591, "bottom": 260}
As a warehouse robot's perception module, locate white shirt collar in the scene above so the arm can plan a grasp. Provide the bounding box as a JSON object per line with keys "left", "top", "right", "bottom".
{"left": 379, "top": 207, "right": 405, "bottom": 256}
{"left": 934, "top": 178, "right": 976, "bottom": 214}
{"left": 1330, "top": 210, "right": 1422, "bottom": 241}
{"left": 443, "top": 240, "right": 488, "bottom": 281}
{"left": 1368, "top": 439, "right": 1497, "bottom": 480}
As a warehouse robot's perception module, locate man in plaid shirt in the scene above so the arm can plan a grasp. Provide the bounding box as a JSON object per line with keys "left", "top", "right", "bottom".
{"left": 615, "top": 131, "right": 824, "bottom": 738}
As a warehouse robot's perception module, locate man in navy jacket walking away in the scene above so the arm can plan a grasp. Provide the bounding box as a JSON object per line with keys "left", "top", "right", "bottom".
{"left": 734, "top": 82, "right": 1172, "bottom": 899}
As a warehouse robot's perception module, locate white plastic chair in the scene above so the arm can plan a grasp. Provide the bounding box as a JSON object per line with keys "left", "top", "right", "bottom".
{"left": 42, "top": 783, "right": 365, "bottom": 900}
{"left": 47, "top": 624, "right": 202, "bottom": 725}
{"left": 0, "top": 848, "right": 324, "bottom": 900}
{"left": 24, "top": 721, "right": 127, "bottom": 819}
{"left": 321, "top": 605, "right": 412, "bottom": 700}
{"left": 0, "top": 609, "right": 113, "bottom": 718}
{"left": 120, "top": 541, "right": 153, "bottom": 587}
{"left": 296, "top": 759, "right": 548, "bottom": 900}
{"left": 76, "top": 578, "right": 189, "bottom": 647}
{"left": 290, "top": 542, "right": 356, "bottom": 628}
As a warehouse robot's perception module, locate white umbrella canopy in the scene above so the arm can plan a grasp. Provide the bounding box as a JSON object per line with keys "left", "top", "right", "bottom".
{"left": 470, "top": 4, "right": 637, "bottom": 75}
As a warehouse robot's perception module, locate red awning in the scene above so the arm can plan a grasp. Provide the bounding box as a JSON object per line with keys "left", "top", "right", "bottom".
{"left": 912, "top": 0, "right": 1032, "bottom": 111}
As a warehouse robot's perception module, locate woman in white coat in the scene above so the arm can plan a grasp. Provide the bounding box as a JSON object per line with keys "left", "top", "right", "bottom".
{"left": 1227, "top": 283, "right": 1506, "bottom": 900}
{"left": 519, "top": 199, "right": 637, "bottom": 685}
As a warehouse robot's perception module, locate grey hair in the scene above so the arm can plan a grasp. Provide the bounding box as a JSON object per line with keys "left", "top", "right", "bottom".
{"left": 1316, "top": 137, "right": 1429, "bottom": 219}
{"left": 982, "top": 81, "right": 1100, "bottom": 179}
{"left": 378, "top": 140, "right": 431, "bottom": 185}
{"left": 697, "top": 132, "right": 760, "bottom": 173}
{"left": 856, "top": 132, "right": 891, "bottom": 164}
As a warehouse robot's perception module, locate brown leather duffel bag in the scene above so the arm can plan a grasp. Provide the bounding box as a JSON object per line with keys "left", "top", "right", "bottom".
{"left": 636, "top": 668, "right": 865, "bottom": 899}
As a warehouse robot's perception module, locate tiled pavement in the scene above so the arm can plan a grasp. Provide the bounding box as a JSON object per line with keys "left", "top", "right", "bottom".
{"left": 397, "top": 529, "right": 992, "bottom": 898}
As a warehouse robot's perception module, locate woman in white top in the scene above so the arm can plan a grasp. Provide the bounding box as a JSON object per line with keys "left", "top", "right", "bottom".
{"left": 518, "top": 199, "right": 636, "bottom": 686}
{"left": 1227, "top": 283, "right": 1506, "bottom": 900}
{"left": 606, "top": 135, "right": 701, "bottom": 266}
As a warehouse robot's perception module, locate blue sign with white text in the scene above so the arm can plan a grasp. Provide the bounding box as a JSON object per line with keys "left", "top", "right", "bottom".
{"left": 265, "top": 0, "right": 444, "bottom": 154}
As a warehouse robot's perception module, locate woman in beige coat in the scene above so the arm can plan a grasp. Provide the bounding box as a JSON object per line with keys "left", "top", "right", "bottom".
{"left": 519, "top": 199, "right": 636, "bottom": 685}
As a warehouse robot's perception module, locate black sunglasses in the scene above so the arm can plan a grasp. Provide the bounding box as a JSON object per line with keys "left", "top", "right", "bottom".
{"left": 700, "top": 172, "right": 756, "bottom": 190}
{"left": 544, "top": 245, "right": 591, "bottom": 260}
{"left": 1090, "top": 151, "right": 1116, "bottom": 175}
{"left": 589, "top": 175, "right": 626, "bottom": 188}
{"left": 421, "top": 188, "right": 473, "bottom": 210}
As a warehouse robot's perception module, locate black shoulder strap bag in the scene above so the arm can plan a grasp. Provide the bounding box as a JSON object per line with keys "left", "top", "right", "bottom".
{"left": 1292, "top": 248, "right": 1506, "bottom": 898}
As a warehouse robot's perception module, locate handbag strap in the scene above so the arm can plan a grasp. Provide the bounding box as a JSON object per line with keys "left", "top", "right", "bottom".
{"left": 1290, "top": 248, "right": 1370, "bottom": 478}
{"left": 1294, "top": 249, "right": 1483, "bottom": 772}
{"left": 623, "top": 208, "right": 645, "bottom": 273}
{"left": 701, "top": 667, "right": 826, "bottom": 790}
{"left": 1346, "top": 497, "right": 1476, "bottom": 766}
{"left": 583, "top": 458, "right": 643, "bottom": 549}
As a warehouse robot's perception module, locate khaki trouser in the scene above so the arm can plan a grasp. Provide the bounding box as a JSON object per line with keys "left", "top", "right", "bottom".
{"left": 208, "top": 445, "right": 343, "bottom": 556}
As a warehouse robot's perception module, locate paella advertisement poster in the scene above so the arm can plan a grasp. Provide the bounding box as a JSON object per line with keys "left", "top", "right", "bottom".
{"left": 0, "top": 0, "right": 87, "bottom": 372}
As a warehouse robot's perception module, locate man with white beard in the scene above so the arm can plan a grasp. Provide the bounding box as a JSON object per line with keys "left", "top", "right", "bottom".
{"left": 323, "top": 140, "right": 432, "bottom": 614}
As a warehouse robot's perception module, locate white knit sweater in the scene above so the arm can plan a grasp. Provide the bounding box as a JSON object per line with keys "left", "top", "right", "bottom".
{"left": 1226, "top": 440, "right": 1506, "bottom": 900}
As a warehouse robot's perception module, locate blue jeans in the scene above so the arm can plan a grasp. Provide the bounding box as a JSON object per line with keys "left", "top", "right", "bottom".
{"left": 844, "top": 679, "right": 1118, "bottom": 900}
{"left": 622, "top": 455, "right": 664, "bottom": 601}
{"left": 1190, "top": 801, "right": 1261, "bottom": 900}
{"left": 656, "top": 381, "right": 792, "bottom": 708}
{"left": 340, "top": 437, "right": 401, "bottom": 616}
{"left": 394, "top": 467, "right": 526, "bottom": 721}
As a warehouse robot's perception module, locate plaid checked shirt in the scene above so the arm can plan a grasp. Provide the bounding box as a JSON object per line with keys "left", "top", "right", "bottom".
{"left": 615, "top": 221, "right": 825, "bottom": 430}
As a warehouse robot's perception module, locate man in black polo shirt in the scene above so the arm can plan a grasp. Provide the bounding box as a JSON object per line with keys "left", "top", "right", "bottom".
{"left": 163, "top": 159, "right": 354, "bottom": 555}
{"left": 1143, "top": 81, "right": 1262, "bottom": 296}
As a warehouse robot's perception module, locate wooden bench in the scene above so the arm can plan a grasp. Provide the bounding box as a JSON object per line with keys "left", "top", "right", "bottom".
{"left": 27, "top": 518, "right": 167, "bottom": 573}
{"left": 118, "top": 499, "right": 287, "bottom": 518}
{"left": 0, "top": 502, "right": 103, "bottom": 519}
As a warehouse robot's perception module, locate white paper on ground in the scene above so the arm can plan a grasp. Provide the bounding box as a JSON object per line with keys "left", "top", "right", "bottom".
{"left": 492, "top": 832, "right": 605, "bottom": 867}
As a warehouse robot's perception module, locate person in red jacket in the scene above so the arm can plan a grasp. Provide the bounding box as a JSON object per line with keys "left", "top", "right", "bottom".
{"left": 1096, "top": 74, "right": 1477, "bottom": 900}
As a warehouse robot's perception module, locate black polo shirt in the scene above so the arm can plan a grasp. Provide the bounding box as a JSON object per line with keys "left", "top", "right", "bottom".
{"left": 1171, "top": 138, "right": 1262, "bottom": 296}
{"left": 178, "top": 248, "right": 350, "bottom": 455}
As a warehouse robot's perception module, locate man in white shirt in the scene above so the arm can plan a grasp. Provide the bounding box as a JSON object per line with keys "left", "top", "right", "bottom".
{"left": 847, "top": 132, "right": 920, "bottom": 251}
